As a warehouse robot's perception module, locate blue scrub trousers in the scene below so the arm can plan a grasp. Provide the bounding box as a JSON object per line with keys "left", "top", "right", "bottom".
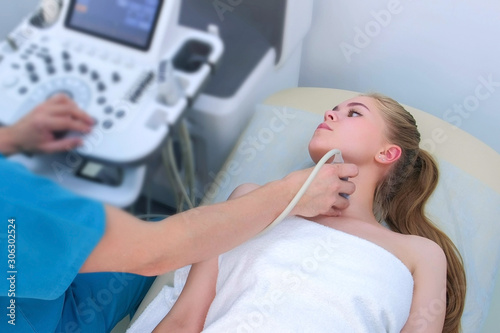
{"left": 57, "top": 273, "right": 154, "bottom": 333}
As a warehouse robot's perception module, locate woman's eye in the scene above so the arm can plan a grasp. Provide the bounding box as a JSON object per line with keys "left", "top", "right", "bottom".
{"left": 348, "top": 109, "right": 362, "bottom": 117}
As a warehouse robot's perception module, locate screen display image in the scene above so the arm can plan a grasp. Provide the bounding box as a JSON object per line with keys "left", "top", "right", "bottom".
{"left": 65, "top": 0, "right": 163, "bottom": 50}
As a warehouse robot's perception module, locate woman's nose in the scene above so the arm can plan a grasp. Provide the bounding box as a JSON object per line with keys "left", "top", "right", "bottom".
{"left": 324, "top": 110, "right": 338, "bottom": 121}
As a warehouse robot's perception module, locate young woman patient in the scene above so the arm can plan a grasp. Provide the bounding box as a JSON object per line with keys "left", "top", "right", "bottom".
{"left": 152, "top": 93, "right": 466, "bottom": 333}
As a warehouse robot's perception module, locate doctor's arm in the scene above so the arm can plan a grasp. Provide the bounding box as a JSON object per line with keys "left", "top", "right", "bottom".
{"left": 80, "top": 164, "right": 358, "bottom": 276}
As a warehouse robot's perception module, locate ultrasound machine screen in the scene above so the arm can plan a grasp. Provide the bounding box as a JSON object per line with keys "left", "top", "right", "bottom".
{"left": 65, "top": 0, "right": 163, "bottom": 50}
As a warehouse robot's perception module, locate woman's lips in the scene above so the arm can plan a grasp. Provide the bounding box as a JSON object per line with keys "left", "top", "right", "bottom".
{"left": 317, "top": 123, "right": 332, "bottom": 130}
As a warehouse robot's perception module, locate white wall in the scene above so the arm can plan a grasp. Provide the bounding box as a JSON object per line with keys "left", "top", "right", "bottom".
{"left": 299, "top": 0, "right": 500, "bottom": 154}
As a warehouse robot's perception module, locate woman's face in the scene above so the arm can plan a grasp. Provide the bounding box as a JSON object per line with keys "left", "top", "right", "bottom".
{"left": 308, "top": 96, "right": 390, "bottom": 165}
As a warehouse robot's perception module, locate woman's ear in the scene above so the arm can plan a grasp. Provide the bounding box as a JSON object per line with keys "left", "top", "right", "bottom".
{"left": 377, "top": 145, "right": 402, "bottom": 164}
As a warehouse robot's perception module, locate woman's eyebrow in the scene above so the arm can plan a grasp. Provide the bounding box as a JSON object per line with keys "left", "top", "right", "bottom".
{"left": 332, "top": 102, "right": 370, "bottom": 112}
{"left": 347, "top": 102, "right": 371, "bottom": 112}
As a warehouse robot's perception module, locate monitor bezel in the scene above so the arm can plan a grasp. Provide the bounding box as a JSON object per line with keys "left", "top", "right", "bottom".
{"left": 64, "top": 0, "right": 164, "bottom": 51}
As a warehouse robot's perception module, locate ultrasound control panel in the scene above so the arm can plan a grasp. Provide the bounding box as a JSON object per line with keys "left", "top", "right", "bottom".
{"left": 2, "top": 38, "right": 138, "bottom": 131}
{"left": 0, "top": 0, "right": 223, "bottom": 165}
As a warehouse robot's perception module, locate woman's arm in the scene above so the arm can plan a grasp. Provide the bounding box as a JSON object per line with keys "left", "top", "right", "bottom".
{"left": 401, "top": 237, "right": 447, "bottom": 333}
{"left": 153, "top": 257, "right": 219, "bottom": 332}
{"left": 152, "top": 183, "right": 261, "bottom": 332}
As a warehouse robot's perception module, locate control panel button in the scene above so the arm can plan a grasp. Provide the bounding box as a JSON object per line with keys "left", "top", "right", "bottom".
{"left": 97, "top": 82, "right": 106, "bottom": 92}
{"left": 79, "top": 64, "right": 88, "bottom": 74}
{"left": 62, "top": 50, "right": 71, "bottom": 60}
{"left": 102, "top": 119, "right": 113, "bottom": 129}
{"left": 25, "top": 62, "right": 35, "bottom": 72}
{"left": 29, "top": 73, "right": 39, "bottom": 83}
{"left": 112, "top": 72, "right": 121, "bottom": 83}
{"left": 115, "top": 110, "right": 126, "bottom": 118}
{"left": 47, "top": 66, "right": 56, "bottom": 75}
{"left": 97, "top": 96, "right": 106, "bottom": 105}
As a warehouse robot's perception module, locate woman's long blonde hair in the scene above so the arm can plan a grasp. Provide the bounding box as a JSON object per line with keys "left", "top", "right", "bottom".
{"left": 367, "top": 93, "right": 466, "bottom": 333}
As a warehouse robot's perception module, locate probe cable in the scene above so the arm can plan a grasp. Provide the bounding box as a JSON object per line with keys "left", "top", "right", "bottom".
{"left": 261, "top": 148, "right": 343, "bottom": 234}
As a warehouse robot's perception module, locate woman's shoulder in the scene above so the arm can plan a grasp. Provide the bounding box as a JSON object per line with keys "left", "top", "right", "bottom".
{"left": 396, "top": 233, "right": 447, "bottom": 273}
{"left": 402, "top": 234, "right": 445, "bottom": 257}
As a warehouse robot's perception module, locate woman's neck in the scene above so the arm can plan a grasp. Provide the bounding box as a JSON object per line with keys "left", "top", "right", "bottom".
{"left": 323, "top": 164, "right": 382, "bottom": 226}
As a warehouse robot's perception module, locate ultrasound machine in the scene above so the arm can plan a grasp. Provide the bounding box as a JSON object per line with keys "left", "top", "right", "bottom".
{"left": 0, "top": 0, "right": 313, "bottom": 210}
{"left": 0, "top": 0, "right": 223, "bottom": 206}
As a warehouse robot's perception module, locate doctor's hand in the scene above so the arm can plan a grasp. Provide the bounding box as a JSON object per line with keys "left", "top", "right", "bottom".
{"left": 287, "top": 163, "right": 358, "bottom": 217}
{"left": 0, "top": 94, "right": 94, "bottom": 156}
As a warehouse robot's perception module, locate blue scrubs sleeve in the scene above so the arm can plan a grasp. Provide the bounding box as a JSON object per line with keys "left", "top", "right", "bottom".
{"left": 0, "top": 154, "right": 106, "bottom": 300}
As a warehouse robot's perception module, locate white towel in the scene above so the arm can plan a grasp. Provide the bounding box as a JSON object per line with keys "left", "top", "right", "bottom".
{"left": 203, "top": 216, "right": 414, "bottom": 332}
{"left": 126, "top": 266, "right": 191, "bottom": 333}
{"left": 128, "top": 216, "right": 414, "bottom": 333}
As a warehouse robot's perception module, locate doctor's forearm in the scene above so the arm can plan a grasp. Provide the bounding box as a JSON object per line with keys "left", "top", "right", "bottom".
{"left": 81, "top": 178, "right": 295, "bottom": 275}
{"left": 83, "top": 165, "right": 348, "bottom": 275}
{"left": 145, "top": 178, "right": 294, "bottom": 275}
{"left": 0, "top": 127, "right": 18, "bottom": 156}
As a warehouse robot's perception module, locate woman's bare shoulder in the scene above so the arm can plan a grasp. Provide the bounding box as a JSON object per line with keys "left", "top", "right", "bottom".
{"left": 397, "top": 233, "right": 446, "bottom": 273}
{"left": 404, "top": 234, "right": 444, "bottom": 256}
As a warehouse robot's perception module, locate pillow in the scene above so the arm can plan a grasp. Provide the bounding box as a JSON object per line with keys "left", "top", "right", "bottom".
{"left": 202, "top": 104, "right": 321, "bottom": 203}
{"left": 203, "top": 104, "right": 500, "bottom": 332}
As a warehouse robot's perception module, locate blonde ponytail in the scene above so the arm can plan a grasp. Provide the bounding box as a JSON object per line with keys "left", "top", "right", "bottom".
{"left": 367, "top": 93, "right": 466, "bottom": 333}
